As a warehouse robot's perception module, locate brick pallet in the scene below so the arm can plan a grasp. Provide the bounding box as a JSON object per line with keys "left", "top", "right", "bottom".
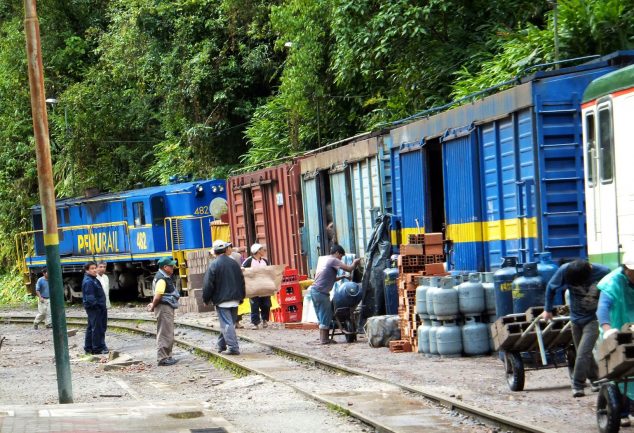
{"left": 396, "top": 232, "right": 447, "bottom": 352}
{"left": 598, "top": 325, "right": 634, "bottom": 380}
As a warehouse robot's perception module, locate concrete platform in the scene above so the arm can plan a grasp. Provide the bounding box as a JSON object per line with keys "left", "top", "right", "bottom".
{"left": 0, "top": 400, "right": 237, "bottom": 433}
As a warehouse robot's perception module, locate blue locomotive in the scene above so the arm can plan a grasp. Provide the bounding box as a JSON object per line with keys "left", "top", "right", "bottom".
{"left": 16, "top": 179, "right": 228, "bottom": 301}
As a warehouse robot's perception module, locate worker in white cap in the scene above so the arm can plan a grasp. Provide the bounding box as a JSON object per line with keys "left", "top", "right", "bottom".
{"left": 242, "top": 243, "right": 270, "bottom": 329}
{"left": 597, "top": 251, "right": 634, "bottom": 426}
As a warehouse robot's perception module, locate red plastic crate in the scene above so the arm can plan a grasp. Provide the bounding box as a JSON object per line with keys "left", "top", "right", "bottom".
{"left": 276, "top": 283, "right": 302, "bottom": 305}
{"left": 272, "top": 302, "right": 303, "bottom": 323}
{"left": 282, "top": 267, "right": 299, "bottom": 284}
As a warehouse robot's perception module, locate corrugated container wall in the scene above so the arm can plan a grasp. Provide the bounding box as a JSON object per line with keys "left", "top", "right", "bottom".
{"left": 227, "top": 162, "right": 306, "bottom": 274}
{"left": 389, "top": 52, "right": 634, "bottom": 271}
{"left": 300, "top": 135, "right": 390, "bottom": 275}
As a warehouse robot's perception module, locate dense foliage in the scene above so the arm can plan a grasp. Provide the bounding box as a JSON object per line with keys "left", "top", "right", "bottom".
{"left": 0, "top": 0, "right": 632, "bottom": 274}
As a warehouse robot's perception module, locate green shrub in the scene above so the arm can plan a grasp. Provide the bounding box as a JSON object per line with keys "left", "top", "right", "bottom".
{"left": 0, "top": 272, "right": 35, "bottom": 307}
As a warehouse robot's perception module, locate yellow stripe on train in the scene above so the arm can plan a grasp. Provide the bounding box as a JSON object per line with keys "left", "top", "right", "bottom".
{"left": 392, "top": 217, "right": 537, "bottom": 245}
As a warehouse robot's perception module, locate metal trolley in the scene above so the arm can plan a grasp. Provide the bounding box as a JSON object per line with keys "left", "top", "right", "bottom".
{"left": 595, "top": 377, "right": 634, "bottom": 433}
{"left": 502, "top": 316, "right": 576, "bottom": 391}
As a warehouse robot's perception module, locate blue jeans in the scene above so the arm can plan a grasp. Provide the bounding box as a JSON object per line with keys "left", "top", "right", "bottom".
{"left": 84, "top": 305, "right": 107, "bottom": 353}
{"left": 250, "top": 297, "right": 271, "bottom": 325}
{"left": 311, "top": 290, "right": 332, "bottom": 330}
{"left": 216, "top": 306, "right": 239, "bottom": 351}
{"left": 571, "top": 319, "right": 599, "bottom": 390}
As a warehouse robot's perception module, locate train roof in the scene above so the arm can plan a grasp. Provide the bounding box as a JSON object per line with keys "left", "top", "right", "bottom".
{"left": 583, "top": 63, "right": 634, "bottom": 103}
{"left": 31, "top": 179, "right": 223, "bottom": 211}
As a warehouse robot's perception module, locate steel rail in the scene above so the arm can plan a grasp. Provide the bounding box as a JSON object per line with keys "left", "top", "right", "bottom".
{"left": 1, "top": 314, "right": 552, "bottom": 433}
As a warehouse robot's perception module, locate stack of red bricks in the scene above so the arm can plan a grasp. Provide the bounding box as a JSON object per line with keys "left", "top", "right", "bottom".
{"left": 271, "top": 268, "right": 303, "bottom": 323}
{"left": 394, "top": 232, "right": 447, "bottom": 353}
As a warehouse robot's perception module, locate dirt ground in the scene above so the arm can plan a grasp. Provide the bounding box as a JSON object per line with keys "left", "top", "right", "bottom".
{"left": 1, "top": 305, "right": 599, "bottom": 432}
{"left": 0, "top": 321, "right": 371, "bottom": 433}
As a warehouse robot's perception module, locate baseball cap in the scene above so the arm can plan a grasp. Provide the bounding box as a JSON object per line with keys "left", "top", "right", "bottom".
{"left": 158, "top": 257, "right": 177, "bottom": 267}
{"left": 622, "top": 252, "right": 634, "bottom": 270}
{"left": 251, "top": 243, "right": 264, "bottom": 255}
{"left": 213, "top": 239, "right": 232, "bottom": 252}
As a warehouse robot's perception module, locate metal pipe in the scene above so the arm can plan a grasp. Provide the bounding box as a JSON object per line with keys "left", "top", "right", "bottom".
{"left": 23, "top": 0, "right": 73, "bottom": 403}
{"left": 534, "top": 320, "right": 548, "bottom": 366}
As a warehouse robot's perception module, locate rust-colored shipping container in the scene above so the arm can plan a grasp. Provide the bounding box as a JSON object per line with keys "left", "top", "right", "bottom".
{"left": 227, "top": 161, "right": 306, "bottom": 274}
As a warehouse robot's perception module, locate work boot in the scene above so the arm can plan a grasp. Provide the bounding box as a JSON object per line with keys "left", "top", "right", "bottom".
{"left": 262, "top": 320, "right": 269, "bottom": 329}
{"left": 33, "top": 323, "right": 38, "bottom": 330}
{"left": 319, "top": 329, "right": 329, "bottom": 345}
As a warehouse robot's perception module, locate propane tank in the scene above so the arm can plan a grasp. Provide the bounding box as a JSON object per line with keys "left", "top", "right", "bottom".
{"left": 416, "top": 277, "right": 430, "bottom": 316}
{"left": 462, "top": 316, "right": 490, "bottom": 355}
{"left": 512, "top": 262, "right": 545, "bottom": 314}
{"left": 493, "top": 257, "right": 517, "bottom": 317}
{"left": 428, "top": 320, "right": 441, "bottom": 355}
{"left": 482, "top": 272, "right": 496, "bottom": 317}
{"left": 425, "top": 277, "right": 441, "bottom": 318}
{"left": 383, "top": 267, "right": 400, "bottom": 315}
{"left": 333, "top": 282, "right": 363, "bottom": 310}
{"left": 417, "top": 319, "right": 432, "bottom": 354}
{"left": 436, "top": 320, "right": 463, "bottom": 356}
{"left": 458, "top": 273, "right": 485, "bottom": 315}
{"left": 537, "top": 252, "right": 561, "bottom": 305}
{"left": 432, "top": 277, "right": 459, "bottom": 318}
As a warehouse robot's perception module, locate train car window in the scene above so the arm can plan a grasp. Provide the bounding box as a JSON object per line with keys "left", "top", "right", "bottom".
{"left": 598, "top": 107, "right": 614, "bottom": 183}
{"left": 63, "top": 208, "right": 70, "bottom": 223}
{"left": 584, "top": 112, "right": 596, "bottom": 187}
{"left": 56, "top": 209, "right": 62, "bottom": 224}
{"left": 133, "top": 202, "right": 145, "bottom": 226}
{"left": 151, "top": 196, "right": 166, "bottom": 226}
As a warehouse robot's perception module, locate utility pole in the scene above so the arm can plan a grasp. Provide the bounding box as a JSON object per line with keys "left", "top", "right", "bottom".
{"left": 24, "top": 0, "right": 74, "bottom": 403}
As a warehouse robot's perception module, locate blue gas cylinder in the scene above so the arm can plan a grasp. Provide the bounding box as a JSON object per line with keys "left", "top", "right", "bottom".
{"left": 537, "top": 252, "right": 561, "bottom": 305}
{"left": 512, "top": 262, "right": 545, "bottom": 314}
{"left": 333, "top": 282, "right": 363, "bottom": 310}
{"left": 493, "top": 257, "right": 517, "bottom": 317}
{"left": 383, "top": 268, "right": 400, "bottom": 315}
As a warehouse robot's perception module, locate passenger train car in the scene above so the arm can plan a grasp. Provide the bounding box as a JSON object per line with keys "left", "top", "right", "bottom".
{"left": 582, "top": 64, "right": 634, "bottom": 268}
{"left": 16, "top": 179, "right": 228, "bottom": 301}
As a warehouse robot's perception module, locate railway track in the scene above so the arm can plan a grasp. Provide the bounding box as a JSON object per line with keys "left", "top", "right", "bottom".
{"left": 1, "top": 313, "right": 552, "bottom": 433}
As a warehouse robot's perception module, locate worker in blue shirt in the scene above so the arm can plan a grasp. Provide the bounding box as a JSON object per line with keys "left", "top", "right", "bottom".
{"left": 541, "top": 259, "right": 610, "bottom": 397}
{"left": 33, "top": 268, "right": 51, "bottom": 330}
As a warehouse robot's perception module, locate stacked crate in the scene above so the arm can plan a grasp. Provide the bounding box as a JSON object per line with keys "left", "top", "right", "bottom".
{"left": 396, "top": 232, "right": 447, "bottom": 352}
{"left": 272, "top": 268, "right": 303, "bottom": 323}
{"left": 178, "top": 250, "right": 213, "bottom": 313}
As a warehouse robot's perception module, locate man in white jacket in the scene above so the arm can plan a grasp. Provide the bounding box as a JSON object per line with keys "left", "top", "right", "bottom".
{"left": 97, "top": 261, "right": 111, "bottom": 309}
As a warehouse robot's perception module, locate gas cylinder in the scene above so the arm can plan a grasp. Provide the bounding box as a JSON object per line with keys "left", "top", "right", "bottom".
{"left": 512, "top": 262, "right": 545, "bottom": 314}
{"left": 417, "top": 319, "right": 432, "bottom": 354}
{"left": 432, "top": 277, "right": 459, "bottom": 318}
{"left": 462, "top": 317, "right": 490, "bottom": 355}
{"left": 436, "top": 320, "right": 463, "bottom": 356}
{"left": 416, "top": 277, "right": 430, "bottom": 316}
{"left": 333, "top": 282, "right": 363, "bottom": 310}
{"left": 425, "top": 277, "right": 441, "bottom": 318}
{"left": 482, "top": 272, "right": 496, "bottom": 317}
{"left": 493, "top": 257, "right": 517, "bottom": 317}
{"left": 383, "top": 267, "right": 400, "bottom": 315}
{"left": 428, "top": 320, "right": 441, "bottom": 355}
{"left": 458, "top": 273, "right": 485, "bottom": 315}
{"left": 537, "top": 252, "right": 561, "bottom": 305}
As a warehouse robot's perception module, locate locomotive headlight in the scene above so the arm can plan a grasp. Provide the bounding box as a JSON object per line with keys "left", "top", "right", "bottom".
{"left": 211, "top": 186, "right": 218, "bottom": 193}
{"left": 195, "top": 184, "right": 204, "bottom": 197}
{"left": 218, "top": 185, "right": 224, "bottom": 192}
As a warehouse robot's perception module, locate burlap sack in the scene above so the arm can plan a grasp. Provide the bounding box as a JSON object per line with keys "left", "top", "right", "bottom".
{"left": 243, "top": 265, "right": 285, "bottom": 298}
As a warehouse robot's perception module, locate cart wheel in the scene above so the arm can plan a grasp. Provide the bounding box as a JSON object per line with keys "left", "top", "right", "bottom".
{"left": 344, "top": 320, "right": 357, "bottom": 343}
{"left": 597, "top": 383, "right": 622, "bottom": 433}
{"left": 505, "top": 352, "right": 525, "bottom": 391}
{"left": 566, "top": 346, "right": 576, "bottom": 380}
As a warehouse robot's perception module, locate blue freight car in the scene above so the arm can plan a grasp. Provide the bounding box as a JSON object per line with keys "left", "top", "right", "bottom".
{"left": 389, "top": 52, "right": 634, "bottom": 271}
{"left": 16, "top": 179, "right": 228, "bottom": 301}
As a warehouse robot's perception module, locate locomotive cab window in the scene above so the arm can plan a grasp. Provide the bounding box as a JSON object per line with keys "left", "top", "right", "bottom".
{"left": 151, "top": 196, "right": 165, "bottom": 226}
{"left": 584, "top": 112, "right": 596, "bottom": 187}
{"left": 598, "top": 106, "right": 614, "bottom": 183}
{"left": 133, "top": 201, "right": 145, "bottom": 227}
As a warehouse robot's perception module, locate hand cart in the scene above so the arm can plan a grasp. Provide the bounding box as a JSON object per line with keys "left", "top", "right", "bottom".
{"left": 500, "top": 316, "right": 576, "bottom": 391}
